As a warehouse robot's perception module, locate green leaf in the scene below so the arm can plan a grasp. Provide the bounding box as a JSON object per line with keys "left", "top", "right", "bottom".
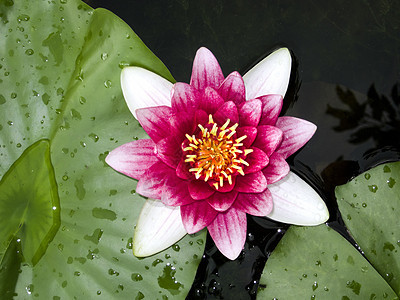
{"left": 0, "top": 139, "right": 60, "bottom": 266}
{"left": 258, "top": 225, "right": 397, "bottom": 299}
{"left": 0, "top": 238, "right": 22, "bottom": 299}
{"left": 336, "top": 161, "right": 400, "bottom": 294}
{"left": 0, "top": 0, "right": 205, "bottom": 298}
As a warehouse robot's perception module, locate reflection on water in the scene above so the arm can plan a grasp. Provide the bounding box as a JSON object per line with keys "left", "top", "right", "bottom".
{"left": 328, "top": 83, "right": 400, "bottom": 149}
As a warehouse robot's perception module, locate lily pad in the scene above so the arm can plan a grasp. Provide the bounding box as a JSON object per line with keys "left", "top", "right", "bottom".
{"left": 0, "top": 0, "right": 205, "bottom": 298}
{"left": 257, "top": 225, "right": 397, "bottom": 299}
{"left": 336, "top": 161, "right": 400, "bottom": 294}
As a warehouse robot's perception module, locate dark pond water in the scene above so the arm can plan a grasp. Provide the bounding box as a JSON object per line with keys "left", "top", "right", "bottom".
{"left": 85, "top": 0, "right": 400, "bottom": 298}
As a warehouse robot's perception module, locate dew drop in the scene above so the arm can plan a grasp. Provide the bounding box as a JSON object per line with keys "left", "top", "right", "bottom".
{"left": 368, "top": 185, "right": 378, "bottom": 193}
{"left": 131, "top": 273, "right": 143, "bottom": 281}
{"left": 104, "top": 80, "right": 112, "bottom": 88}
{"left": 0, "top": 94, "right": 6, "bottom": 104}
{"left": 101, "top": 52, "right": 108, "bottom": 61}
{"left": 118, "top": 61, "right": 130, "bottom": 69}
{"left": 312, "top": 281, "right": 318, "bottom": 291}
{"left": 387, "top": 177, "right": 396, "bottom": 188}
{"left": 25, "top": 49, "right": 34, "bottom": 55}
{"left": 88, "top": 133, "right": 99, "bottom": 142}
{"left": 364, "top": 173, "right": 371, "bottom": 180}
{"left": 383, "top": 165, "right": 391, "bottom": 173}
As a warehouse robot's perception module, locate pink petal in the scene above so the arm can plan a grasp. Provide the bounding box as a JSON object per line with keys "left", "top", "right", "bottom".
{"left": 262, "top": 152, "right": 290, "bottom": 184}
{"left": 217, "top": 71, "right": 246, "bottom": 105}
{"left": 198, "top": 87, "right": 225, "bottom": 114}
{"left": 207, "top": 190, "right": 238, "bottom": 212}
{"left": 213, "top": 101, "right": 239, "bottom": 125}
{"left": 121, "top": 67, "right": 173, "bottom": 119}
{"left": 243, "top": 147, "right": 269, "bottom": 174}
{"left": 162, "top": 176, "right": 195, "bottom": 206}
{"left": 105, "top": 139, "right": 157, "bottom": 179}
{"left": 234, "top": 188, "right": 273, "bottom": 216}
{"left": 169, "top": 112, "right": 196, "bottom": 141}
{"left": 133, "top": 199, "right": 187, "bottom": 257}
{"left": 176, "top": 158, "right": 192, "bottom": 180}
{"left": 195, "top": 109, "right": 209, "bottom": 126}
{"left": 252, "top": 125, "right": 283, "bottom": 156}
{"left": 181, "top": 201, "right": 218, "bottom": 234}
{"left": 236, "top": 126, "right": 257, "bottom": 148}
{"left": 171, "top": 82, "right": 201, "bottom": 114}
{"left": 207, "top": 208, "right": 247, "bottom": 260}
{"left": 275, "top": 116, "right": 317, "bottom": 159}
{"left": 155, "top": 136, "right": 182, "bottom": 168}
{"left": 136, "top": 106, "right": 173, "bottom": 143}
{"left": 136, "top": 161, "right": 174, "bottom": 199}
{"left": 238, "top": 99, "right": 262, "bottom": 127}
{"left": 243, "top": 48, "right": 291, "bottom": 99}
{"left": 235, "top": 171, "right": 267, "bottom": 193}
{"left": 188, "top": 180, "right": 215, "bottom": 200}
{"left": 190, "top": 47, "right": 224, "bottom": 91}
{"left": 258, "top": 94, "right": 283, "bottom": 126}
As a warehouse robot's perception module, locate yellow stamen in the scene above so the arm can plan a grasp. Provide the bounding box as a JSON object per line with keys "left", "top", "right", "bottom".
{"left": 204, "top": 173, "right": 210, "bottom": 182}
{"left": 244, "top": 149, "right": 253, "bottom": 156}
{"left": 220, "top": 119, "right": 230, "bottom": 130}
{"left": 184, "top": 117, "right": 252, "bottom": 188}
{"left": 235, "top": 135, "right": 247, "bottom": 143}
{"left": 185, "top": 134, "right": 193, "bottom": 142}
{"left": 185, "top": 156, "right": 195, "bottom": 163}
{"left": 237, "top": 167, "right": 245, "bottom": 176}
{"left": 210, "top": 123, "right": 218, "bottom": 136}
{"left": 195, "top": 167, "right": 203, "bottom": 177}
{"left": 240, "top": 158, "right": 249, "bottom": 166}
{"left": 227, "top": 130, "right": 236, "bottom": 139}
{"left": 229, "top": 123, "right": 239, "bottom": 132}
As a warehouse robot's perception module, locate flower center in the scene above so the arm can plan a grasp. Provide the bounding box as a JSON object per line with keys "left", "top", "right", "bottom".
{"left": 183, "top": 115, "right": 253, "bottom": 190}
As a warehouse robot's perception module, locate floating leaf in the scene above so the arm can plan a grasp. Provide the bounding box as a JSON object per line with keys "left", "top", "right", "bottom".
{"left": 336, "top": 161, "right": 400, "bottom": 294}
{"left": 258, "top": 225, "right": 397, "bottom": 299}
{"left": 0, "top": 0, "right": 205, "bottom": 298}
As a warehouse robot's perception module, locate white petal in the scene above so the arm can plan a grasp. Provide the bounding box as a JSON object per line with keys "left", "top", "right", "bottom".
{"left": 267, "top": 171, "right": 329, "bottom": 225}
{"left": 133, "top": 199, "right": 187, "bottom": 257}
{"left": 121, "top": 67, "right": 173, "bottom": 119}
{"left": 243, "top": 48, "right": 292, "bottom": 99}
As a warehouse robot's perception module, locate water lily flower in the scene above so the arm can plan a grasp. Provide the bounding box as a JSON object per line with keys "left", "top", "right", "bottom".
{"left": 106, "top": 47, "right": 329, "bottom": 260}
